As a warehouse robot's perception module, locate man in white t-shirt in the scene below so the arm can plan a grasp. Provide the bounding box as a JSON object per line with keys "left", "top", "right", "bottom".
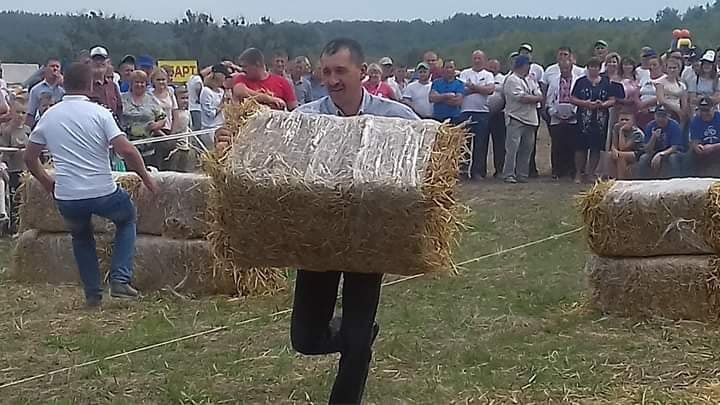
{"left": 459, "top": 50, "right": 495, "bottom": 179}
{"left": 541, "top": 47, "right": 585, "bottom": 95}
{"left": 401, "top": 62, "right": 433, "bottom": 118}
{"left": 518, "top": 43, "right": 545, "bottom": 87}
{"left": 24, "top": 63, "right": 159, "bottom": 308}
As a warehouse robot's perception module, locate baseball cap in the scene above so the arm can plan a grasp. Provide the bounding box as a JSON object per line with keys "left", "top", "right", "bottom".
{"left": 701, "top": 50, "right": 716, "bottom": 63}
{"left": 211, "top": 64, "right": 231, "bottom": 77}
{"left": 654, "top": 105, "right": 669, "bottom": 116}
{"left": 509, "top": 51, "right": 520, "bottom": 59}
{"left": 416, "top": 62, "right": 429, "bottom": 70}
{"left": 699, "top": 96, "right": 713, "bottom": 110}
{"left": 120, "top": 54, "right": 136, "bottom": 66}
{"left": 90, "top": 46, "right": 109, "bottom": 59}
{"left": 514, "top": 55, "right": 531, "bottom": 69}
{"left": 594, "top": 40, "right": 609, "bottom": 48}
{"left": 642, "top": 48, "right": 657, "bottom": 58}
{"left": 519, "top": 43, "right": 533, "bottom": 53}
{"left": 379, "top": 57, "right": 393, "bottom": 66}
{"left": 137, "top": 55, "right": 155, "bottom": 69}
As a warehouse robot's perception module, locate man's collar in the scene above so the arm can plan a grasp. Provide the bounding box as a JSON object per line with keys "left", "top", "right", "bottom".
{"left": 63, "top": 94, "right": 89, "bottom": 101}
{"left": 326, "top": 89, "right": 370, "bottom": 117}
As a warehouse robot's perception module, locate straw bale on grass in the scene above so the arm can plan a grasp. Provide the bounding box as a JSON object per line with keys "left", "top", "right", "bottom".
{"left": 19, "top": 171, "right": 210, "bottom": 239}
{"left": 579, "top": 179, "right": 718, "bottom": 257}
{"left": 205, "top": 106, "right": 466, "bottom": 276}
{"left": 587, "top": 254, "right": 720, "bottom": 321}
{"left": 11, "top": 230, "right": 236, "bottom": 295}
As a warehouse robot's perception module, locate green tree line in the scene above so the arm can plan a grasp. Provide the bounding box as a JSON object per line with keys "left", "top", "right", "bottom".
{"left": 1, "top": 4, "right": 720, "bottom": 69}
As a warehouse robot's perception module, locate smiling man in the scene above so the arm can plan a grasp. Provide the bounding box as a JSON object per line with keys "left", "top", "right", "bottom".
{"left": 216, "top": 38, "right": 417, "bottom": 404}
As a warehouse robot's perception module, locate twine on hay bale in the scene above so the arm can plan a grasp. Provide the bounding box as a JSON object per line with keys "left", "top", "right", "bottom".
{"left": 587, "top": 254, "right": 720, "bottom": 321}
{"left": 203, "top": 100, "right": 467, "bottom": 278}
{"left": 578, "top": 178, "right": 717, "bottom": 257}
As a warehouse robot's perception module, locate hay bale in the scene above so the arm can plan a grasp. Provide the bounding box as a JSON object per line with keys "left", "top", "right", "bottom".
{"left": 20, "top": 171, "right": 210, "bottom": 239}
{"left": 587, "top": 254, "right": 720, "bottom": 321}
{"left": 579, "top": 179, "right": 718, "bottom": 257}
{"left": 11, "top": 230, "right": 237, "bottom": 295}
{"left": 205, "top": 107, "right": 466, "bottom": 276}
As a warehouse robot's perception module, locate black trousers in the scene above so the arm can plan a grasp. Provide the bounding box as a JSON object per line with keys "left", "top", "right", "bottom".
{"left": 549, "top": 123, "right": 577, "bottom": 178}
{"left": 488, "top": 111, "right": 506, "bottom": 177}
{"left": 291, "top": 270, "right": 382, "bottom": 405}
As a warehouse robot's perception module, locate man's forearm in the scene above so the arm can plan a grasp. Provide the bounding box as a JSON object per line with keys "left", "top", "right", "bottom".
{"left": 120, "top": 147, "right": 151, "bottom": 181}
{"left": 26, "top": 158, "right": 53, "bottom": 190}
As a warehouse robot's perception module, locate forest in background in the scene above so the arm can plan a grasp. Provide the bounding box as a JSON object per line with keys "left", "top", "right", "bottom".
{"left": 2, "top": 3, "right": 720, "bottom": 69}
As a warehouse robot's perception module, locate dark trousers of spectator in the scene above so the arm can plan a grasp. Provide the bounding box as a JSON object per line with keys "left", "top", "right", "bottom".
{"left": 549, "top": 123, "right": 577, "bottom": 178}
{"left": 190, "top": 110, "right": 202, "bottom": 131}
{"left": 459, "top": 111, "right": 490, "bottom": 178}
{"left": 291, "top": 270, "right": 382, "bottom": 405}
{"left": 8, "top": 171, "right": 22, "bottom": 233}
{"left": 635, "top": 152, "right": 683, "bottom": 179}
{"left": 488, "top": 111, "right": 507, "bottom": 177}
{"left": 528, "top": 108, "right": 545, "bottom": 177}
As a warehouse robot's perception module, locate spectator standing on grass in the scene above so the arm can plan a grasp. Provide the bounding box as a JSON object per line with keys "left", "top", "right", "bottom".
{"left": 0, "top": 100, "right": 30, "bottom": 223}
{"left": 186, "top": 73, "right": 204, "bottom": 131}
{"left": 423, "top": 51, "right": 443, "bottom": 80}
{"left": 618, "top": 56, "right": 641, "bottom": 117}
{"left": 655, "top": 57, "right": 689, "bottom": 125}
{"left": 610, "top": 111, "right": 646, "bottom": 179}
{"left": 88, "top": 47, "right": 122, "bottom": 119}
{"left": 394, "top": 65, "right": 409, "bottom": 93}
{"left": 683, "top": 96, "right": 720, "bottom": 176}
{"left": 570, "top": 57, "right": 616, "bottom": 183}
{"left": 636, "top": 53, "right": 665, "bottom": 129}
{"left": 25, "top": 63, "right": 159, "bottom": 307}
{"left": 486, "top": 58, "right": 506, "bottom": 177}
{"left": 150, "top": 69, "right": 178, "bottom": 134}
{"left": 363, "top": 64, "right": 395, "bottom": 99}
{"left": 502, "top": 55, "right": 543, "bottom": 184}
{"left": 459, "top": 50, "right": 495, "bottom": 179}
{"left": 379, "top": 57, "right": 401, "bottom": 100}
{"left": 637, "top": 106, "right": 684, "bottom": 178}
{"left": 687, "top": 50, "right": 720, "bottom": 109}
{"left": 233, "top": 48, "right": 298, "bottom": 111}
{"left": 118, "top": 55, "right": 136, "bottom": 93}
{"left": 26, "top": 58, "right": 64, "bottom": 128}
{"left": 593, "top": 40, "right": 609, "bottom": 72}
{"left": 518, "top": 43, "right": 543, "bottom": 177}
{"left": 216, "top": 37, "right": 419, "bottom": 405}
{"left": 542, "top": 47, "right": 586, "bottom": 95}
{"left": 291, "top": 57, "right": 313, "bottom": 105}
{"left": 401, "top": 62, "right": 434, "bottom": 119}
{"left": 120, "top": 70, "right": 165, "bottom": 167}
{"left": 200, "top": 65, "right": 229, "bottom": 130}
{"left": 429, "top": 60, "right": 464, "bottom": 123}
{"left": 546, "top": 58, "right": 580, "bottom": 180}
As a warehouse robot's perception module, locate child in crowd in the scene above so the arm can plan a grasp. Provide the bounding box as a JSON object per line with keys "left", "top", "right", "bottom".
{"left": 0, "top": 100, "right": 31, "bottom": 225}
{"left": 37, "top": 92, "right": 53, "bottom": 119}
{"left": 164, "top": 86, "right": 198, "bottom": 172}
{"left": 610, "top": 111, "right": 645, "bottom": 179}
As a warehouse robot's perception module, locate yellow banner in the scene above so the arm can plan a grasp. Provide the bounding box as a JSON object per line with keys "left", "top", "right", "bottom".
{"left": 157, "top": 60, "right": 198, "bottom": 84}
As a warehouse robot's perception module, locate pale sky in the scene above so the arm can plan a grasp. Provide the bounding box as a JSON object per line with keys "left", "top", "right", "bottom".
{"left": 9, "top": 0, "right": 709, "bottom": 22}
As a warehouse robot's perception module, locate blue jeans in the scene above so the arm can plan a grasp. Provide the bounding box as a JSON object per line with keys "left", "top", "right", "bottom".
{"left": 459, "top": 111, "right": 490, "bottom": 177}
{"left": 55, "top": 188, "right": 137, "bottom": 300}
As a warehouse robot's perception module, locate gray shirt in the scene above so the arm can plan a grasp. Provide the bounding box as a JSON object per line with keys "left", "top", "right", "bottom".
{"left": 297, "top": 89, "right": 419, "bottom": 120}
{"left": 292, "top": 77, "right": 313, "bottom": 105}
{"left": 28, "top": 79, "right": 65, "bottom": 118}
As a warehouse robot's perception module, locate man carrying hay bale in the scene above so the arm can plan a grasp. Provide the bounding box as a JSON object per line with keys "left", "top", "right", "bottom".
{"left": 23, "top": 63, "right": 159, "bottom": 307}
{"left": 216, "top": 38, "right": 418, "bottom": 405}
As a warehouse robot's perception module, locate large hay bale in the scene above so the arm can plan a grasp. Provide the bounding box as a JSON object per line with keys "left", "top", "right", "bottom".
{"left": 579, "top": 179, "right": 718, "bottom": 257}
{"left": 11, "top": 230, "right": 237, "bottom": 295}
{"left": 206, "top": 107, "right": 466, "bottom": 276}
{"left": 20, "top": 171, "right": 209, "bottom": 239}
{"left": 587, "top": 255, "right": 720, "bottom": 321}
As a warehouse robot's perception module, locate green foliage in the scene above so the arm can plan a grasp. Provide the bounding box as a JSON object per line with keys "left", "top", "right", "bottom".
{"left": 1, "top": 3, "right": 720, "bottom": 69}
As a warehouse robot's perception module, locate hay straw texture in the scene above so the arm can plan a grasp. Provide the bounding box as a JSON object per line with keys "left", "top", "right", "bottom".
{"left": 587, "top": 255, "right": 720, "bottom": 321}
{"left": 19, "top": 172, "right": 210, "bottom": 239}
{"left": 579, "top": 179, "right": 718, "bottom": 257}
{"left": 205, "top": 106, "right": 466, "bottom": 276}
{"left": 11, "top": 230, "right": 237, "bottom": 295}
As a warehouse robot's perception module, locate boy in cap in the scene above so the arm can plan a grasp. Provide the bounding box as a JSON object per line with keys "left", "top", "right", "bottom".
{"left": 637, "top": 106, "right": 684, "bottom": 178}
{"left": 686, "top": 96, "right": 720, "bottom": 175}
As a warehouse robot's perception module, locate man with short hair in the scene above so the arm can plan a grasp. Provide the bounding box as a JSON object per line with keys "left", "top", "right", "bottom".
{"left": 271, "top": 51, "right": 289, "bottom": 78}
{"left": 290, "top": 56, "right": 312, "bottom": 105}
{"left": 402, "top": 62, "right": 433, "bottom": 118}
{"left": 486, "top": 59, "right": 506, "bottom": 177}
{"left": 685, "top": 96, "right": 720, "bottom": 176}
{"left": 26, "top": 58, "right": 64, "bottom": 127}
{"left": 541, "top": 47, "right": 585, "bottom": 94}
{"left": 518, "top": 43, "right": 544, "bottom": 177}
{"left": 429, "top": 60, "right": 464, "bottom": 123}
{"left": 379, "top": 57, "right": 402, "bottom": 100}
{"left": 546, "top": 58, "right": 580, "bottom": 179}
{"left": 89, "top": 46, "right": 122, "bottom": 118}
{"left": 118, "top": 55, "right": 136, "bottom": 93}
{"left": 593, "top": 40, "right": 609, "bottom": 72}
{"left": 459, "top": 50, "right": 495, "bottom": 179}
{"left": 25, "top": 63, "right": 159, "bottom": 307}
{"left": 502, "top": 55, "right": 543, "bottom": 183}
{"left": 233, "top": 48, "right": 298, "bottom": 111}
{"left": 217, "top": 37, "right": 418, "bottom": 405}
{"left": 637, "top": 106, "right": 684, "bottom": 178}
{"left": 518, "top": 43, "right": 545, "bottom": 85}
{"left": 423, "top": 51, "right": 443, "bottom": 80}
{"left": 309, "top": 62, "right": 328, "bottom": 102}
{"left": 636, "top": 48, "right": 656, "bottom": 83}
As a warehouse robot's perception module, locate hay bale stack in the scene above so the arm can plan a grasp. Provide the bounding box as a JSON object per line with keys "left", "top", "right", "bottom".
{"left": 587, "top": 255, "right": 720, "bottom": 321}
{"left": 20, "top": 171, "right": 210, "bottom": 239}
{"left": 206, "top": 107, "right": 466, "bottom": 276}
{"left": 12, "top": 230, "right": 237, "bottom": 295}
{"left": 579, "top": 179, "right": 718, "bottom": 257}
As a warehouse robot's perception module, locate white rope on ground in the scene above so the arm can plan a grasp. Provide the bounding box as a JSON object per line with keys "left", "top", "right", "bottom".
{"left": 0, "top": 226, "right": 584, "bottom": 391}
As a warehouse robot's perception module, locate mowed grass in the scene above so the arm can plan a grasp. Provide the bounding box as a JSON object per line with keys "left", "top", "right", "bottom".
{"left": 1, "top": 180, "right": 720, "bottom": 404}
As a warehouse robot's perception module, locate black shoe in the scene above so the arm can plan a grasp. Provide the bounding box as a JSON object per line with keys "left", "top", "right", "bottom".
{"left": 85, "top": 296, "right": 102, "bottom": 308}
{"left": 110, "top": 282, "right": 139, "bottom": 299}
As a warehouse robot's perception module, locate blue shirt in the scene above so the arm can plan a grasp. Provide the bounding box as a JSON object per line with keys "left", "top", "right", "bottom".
{"left": 309, "top": 77, "right": 328, "bottom": 102}
{"left": 119, "top": 80, "right": 131, "bottom": 93}
{"left": 27, "top": 80, "right": 65, "bottom": 119}
{"left": 690, "top": 112, "right": 720, "bottom": 145}
{"left": 644, "top": 119, "right": 684, "bottom": 152}
{"left": 297, "top": 89, "right": 419, "bottom": 120}
{"left": 431, "top": 78, "right": 464, "bottom": 121}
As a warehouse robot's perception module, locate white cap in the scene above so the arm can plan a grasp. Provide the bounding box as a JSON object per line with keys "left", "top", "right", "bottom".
{"left": 701, "top": 50, "right": 716, "bottom": 63}
{"left": 379, "top": 57, "right": 393, "bottom": 66}
{"left": 90, "top": 46, "right": 109, "bottom": 59}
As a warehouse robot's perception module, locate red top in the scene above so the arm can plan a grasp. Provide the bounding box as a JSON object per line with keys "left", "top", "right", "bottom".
{"left": 233, "top": 73, "right": 297, "bottom": 108}
{"left": 362, "top": 81, "right": 395, "bottom": 99}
